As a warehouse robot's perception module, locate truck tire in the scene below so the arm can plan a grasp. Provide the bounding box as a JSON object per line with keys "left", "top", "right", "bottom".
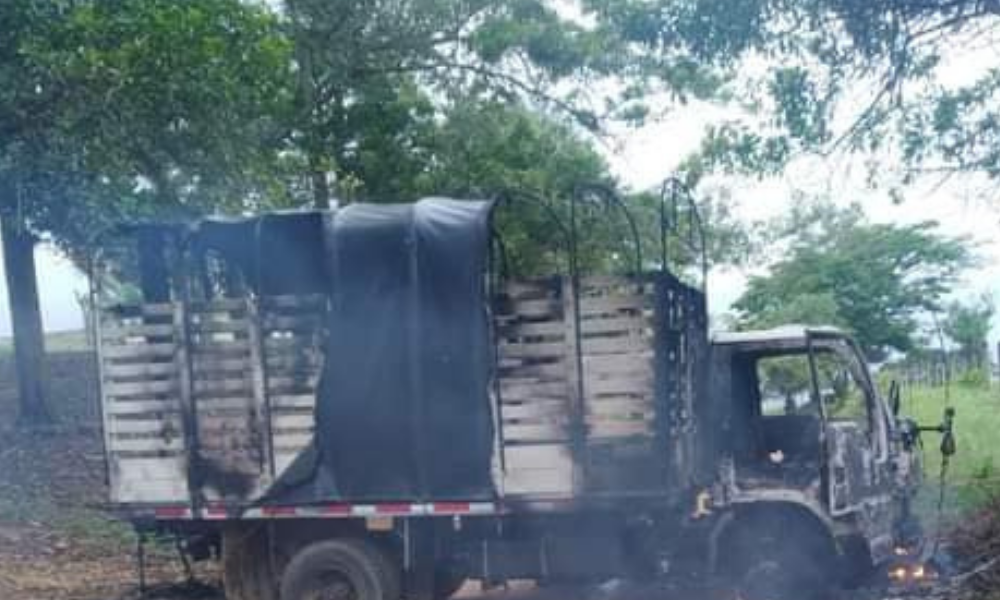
{"left": 223, "top": 525, "right": 278, "bottom": 600}
{"left": 722, "top": 514, "right": 835, "bottom": 600}
{"left": 280, "top": 539, "right": 401, "bottom": 600}
{"left": 433, "top": 566, "right": 466, "bottom": 599}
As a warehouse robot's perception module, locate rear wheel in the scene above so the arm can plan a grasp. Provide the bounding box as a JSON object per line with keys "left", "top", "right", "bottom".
{"left": 280, "top": 539, "right": 401, "bottom": 600}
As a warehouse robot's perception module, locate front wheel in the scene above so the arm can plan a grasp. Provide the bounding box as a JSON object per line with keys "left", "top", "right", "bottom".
{"left": 723, "top": 518, "right": 836, "bottom": 600}
{"left": 279, "top": 539, "right": 401, "bottom": 600}
{"left": 736, "top": 552, "right": 823, "bottom": 600}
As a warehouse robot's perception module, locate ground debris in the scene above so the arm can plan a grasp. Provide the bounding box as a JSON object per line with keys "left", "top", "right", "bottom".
{"left": 945, "top": 494, "right": 1000, "bottom": 599}
{"left": 0, "top": 425, "right": 219, "bottom": 600}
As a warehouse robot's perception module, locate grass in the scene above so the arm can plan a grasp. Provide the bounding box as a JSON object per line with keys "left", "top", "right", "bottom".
{"left": 0, "top": 330, "right": 90, "bottom": 355}
{"left": 898, "top": 382, "right": 1000, "bottom": 518}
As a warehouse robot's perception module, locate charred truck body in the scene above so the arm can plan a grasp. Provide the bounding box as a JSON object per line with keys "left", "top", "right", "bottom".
{"left": 95, "top": 189, "right": 922, "bottom": 600}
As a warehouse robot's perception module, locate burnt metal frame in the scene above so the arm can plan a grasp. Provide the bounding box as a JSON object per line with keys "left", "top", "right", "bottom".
{"left": 569, "top": 182, "right": 644, "bottom": 280}
{"left": 489, "top": 181, "right": 711, "bottom": 494}
{"left": 659, "top": 177, "right": 708, "bottom": 293}
{"left": 488, "top": 189, "right": 575, "bottom": 478}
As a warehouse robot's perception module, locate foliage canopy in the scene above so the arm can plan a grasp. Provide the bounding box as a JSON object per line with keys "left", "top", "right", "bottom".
{"left": 595, "top": 1, "right": 1000, "bottom": 185}
{"left": 944, "top": 296, "right": 995, "bottom": 367}
{"left": 734, "top": 201, "right": 973, "bottom": 359}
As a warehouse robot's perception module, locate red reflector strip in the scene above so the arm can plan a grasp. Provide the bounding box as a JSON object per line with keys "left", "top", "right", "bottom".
{"left": 323, "top": 504, "right": 352, "bottom": 516}
{"left": 375, "top": 503, "right": 412, "bottom": 515}
{"left": 154, "top": 506, "right": 191, "bottom": 519}
{"left": 432, "top": 502, "right": 471, "bottom": 514}
{"left": 204, "top": 506, "right": 228, "bottom": 519}
{"left": 261, "top": 505, "right": 297, "bottom": 517}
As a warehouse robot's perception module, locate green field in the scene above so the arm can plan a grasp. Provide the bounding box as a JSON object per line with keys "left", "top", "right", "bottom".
{"left": 898, "top": 382, "right": 1000, "bottom": 518}
{"left": 0, "top": 330, "right": 89, "bottom": 355}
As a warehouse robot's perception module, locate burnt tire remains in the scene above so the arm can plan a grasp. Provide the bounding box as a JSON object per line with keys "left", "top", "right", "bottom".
{"left": 722, "top": 511, "right": 837, "bottom": 600}
{"left": 279, "top": 539, "right": 401, "bottom": 600}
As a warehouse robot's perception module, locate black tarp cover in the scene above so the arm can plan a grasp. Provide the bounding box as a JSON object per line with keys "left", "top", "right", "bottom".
{"left": 266, "top": 198, "right": 497, "bottom": 503}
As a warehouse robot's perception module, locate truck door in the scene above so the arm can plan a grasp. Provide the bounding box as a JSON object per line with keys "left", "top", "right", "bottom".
{"left": 807, "top": 334, "right": 882, "bottom": 516}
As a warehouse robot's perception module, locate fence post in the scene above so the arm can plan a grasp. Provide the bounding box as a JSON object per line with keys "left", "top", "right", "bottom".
{"left": 995, "top": 341, "right": 1000, "bottom": 386}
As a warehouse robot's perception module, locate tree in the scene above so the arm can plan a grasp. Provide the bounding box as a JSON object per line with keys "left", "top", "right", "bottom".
{"left": 1, "top": 0, "right": 290, "bottom": 424}
{"left": 1, "top": 0, "right": 86, "bottom": 425}
{"left": 0, "top": 0, "right": 753, "bottom": 426}
{"left": 944, "top": 296, "right": 995, "bottom": 368}
{"left": 590, "top": 1, "right": 1000, "bottom": 187}
{"left": 278, "top": 0, "right": 727, "bottom": 207}
{"left": 401, "top": 100, "right": 754, "bottom": 277}
{"left": 733, "top": 201, "right": 972, "bottom": 359}
{"left": 30, "top": 0, "right": 293, "bottom": 220}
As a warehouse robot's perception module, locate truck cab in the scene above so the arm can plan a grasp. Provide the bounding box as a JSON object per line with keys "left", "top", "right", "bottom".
{"left": 703, "top": 326, "right": 921, "bottom": 591}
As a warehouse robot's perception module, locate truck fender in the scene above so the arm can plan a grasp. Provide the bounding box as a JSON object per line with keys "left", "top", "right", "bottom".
{"left": 707, "top": 500, "right": 839, "bottom": 576}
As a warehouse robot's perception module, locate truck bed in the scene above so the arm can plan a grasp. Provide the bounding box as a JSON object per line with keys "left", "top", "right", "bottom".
{"left": 98, "top": 274, "right": 698, "bottom": 513}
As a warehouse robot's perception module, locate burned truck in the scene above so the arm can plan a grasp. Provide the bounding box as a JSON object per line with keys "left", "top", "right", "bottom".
{"left": 94, "top": 186, "right": 927, "bottom": 600}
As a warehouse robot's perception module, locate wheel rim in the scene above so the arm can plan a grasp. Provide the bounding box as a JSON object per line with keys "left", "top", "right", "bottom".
{"left": 308, "top": 572, "right": 357, "bottom": 600}
{"left": 739, "top": 559, "right": 786, "bottom": 600}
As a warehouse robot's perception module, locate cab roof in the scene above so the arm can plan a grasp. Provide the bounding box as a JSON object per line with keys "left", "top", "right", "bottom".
{"left": 711, "top": 325, "right": 846, "bottom": 346}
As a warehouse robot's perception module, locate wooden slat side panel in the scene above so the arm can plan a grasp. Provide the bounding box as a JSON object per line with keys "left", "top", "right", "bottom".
{"left": 503, "top": 444, "right": 574, "bottom": 496}
{"left": 499, "top": 380, "right": 567, "bottom": 398}
{"left": 191, "top": 341, "right": 252, "bottom": 355}
{"left": 110, "top": 416, "right": 184, "bottom": 434}
{"left": 187, "top": 301, "right": 265, "bottom": 502}
{"left": 584, "top": 377, "right": 654, "bottom": 396}
{"left": 192, "top": 377, "right": 252, "bottom": 395}
{"left": 498, "top": 341, "right": 567, "bottom": 359}
{"left": 266, "top": 375, "right": 320, "bottom": 393}
{"left": 105, "top": 379, "right": 178, "bottom": 398}
{"left": 110, "top": 457, "right": 189, "bottom": 504}
{"left": 502, "top": 422, "right": 570, "bottom": 443}
{"left": 105, "top": 361, "right": 178, "bottom": 379}
{"left": 500, "top": 400, "right": 569, "bottom": 420}
{"left": 100, "top": 303, "right": 192, "bottom": 505}
{"left": 101, "top": 343, "right": 177, "bottom": 360}
{"left": 108, "top": 436, "right": 186, "bottom": 452}
{"left": 271, "top": 432, "right": 314, "bottom": 451}
{"left": 102, "top": 323, "right": 176, "bottom": 340}
{"left": 258, "top": 296, "right": 326, "bottom": 484}
{"left": 272, "top": 413, "right": 314, "bottom": 430}
{"left": 496, "top": 278, "right": 580, "bottom": 495}
{"left": 106, "top": 399, "right": 182, "bottom": 416}
{"left": 577, "top": 278, "right": 658, "bottom": 442}
{"left": 586, "top": 421, "right": 654, "bottom": 438}
{"left": 269, "top": 394, "right": 317, "bottom": 409}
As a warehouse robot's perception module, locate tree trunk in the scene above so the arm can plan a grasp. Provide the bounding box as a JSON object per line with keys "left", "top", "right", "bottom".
{"left": 1, "top": 217, "right": 53, "bottom": 426}
{"left": 137, "top": 227, "right": 171, "bottom": 302}
{"left": 309, "top": 153, "right": 331, "bottom": 209}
